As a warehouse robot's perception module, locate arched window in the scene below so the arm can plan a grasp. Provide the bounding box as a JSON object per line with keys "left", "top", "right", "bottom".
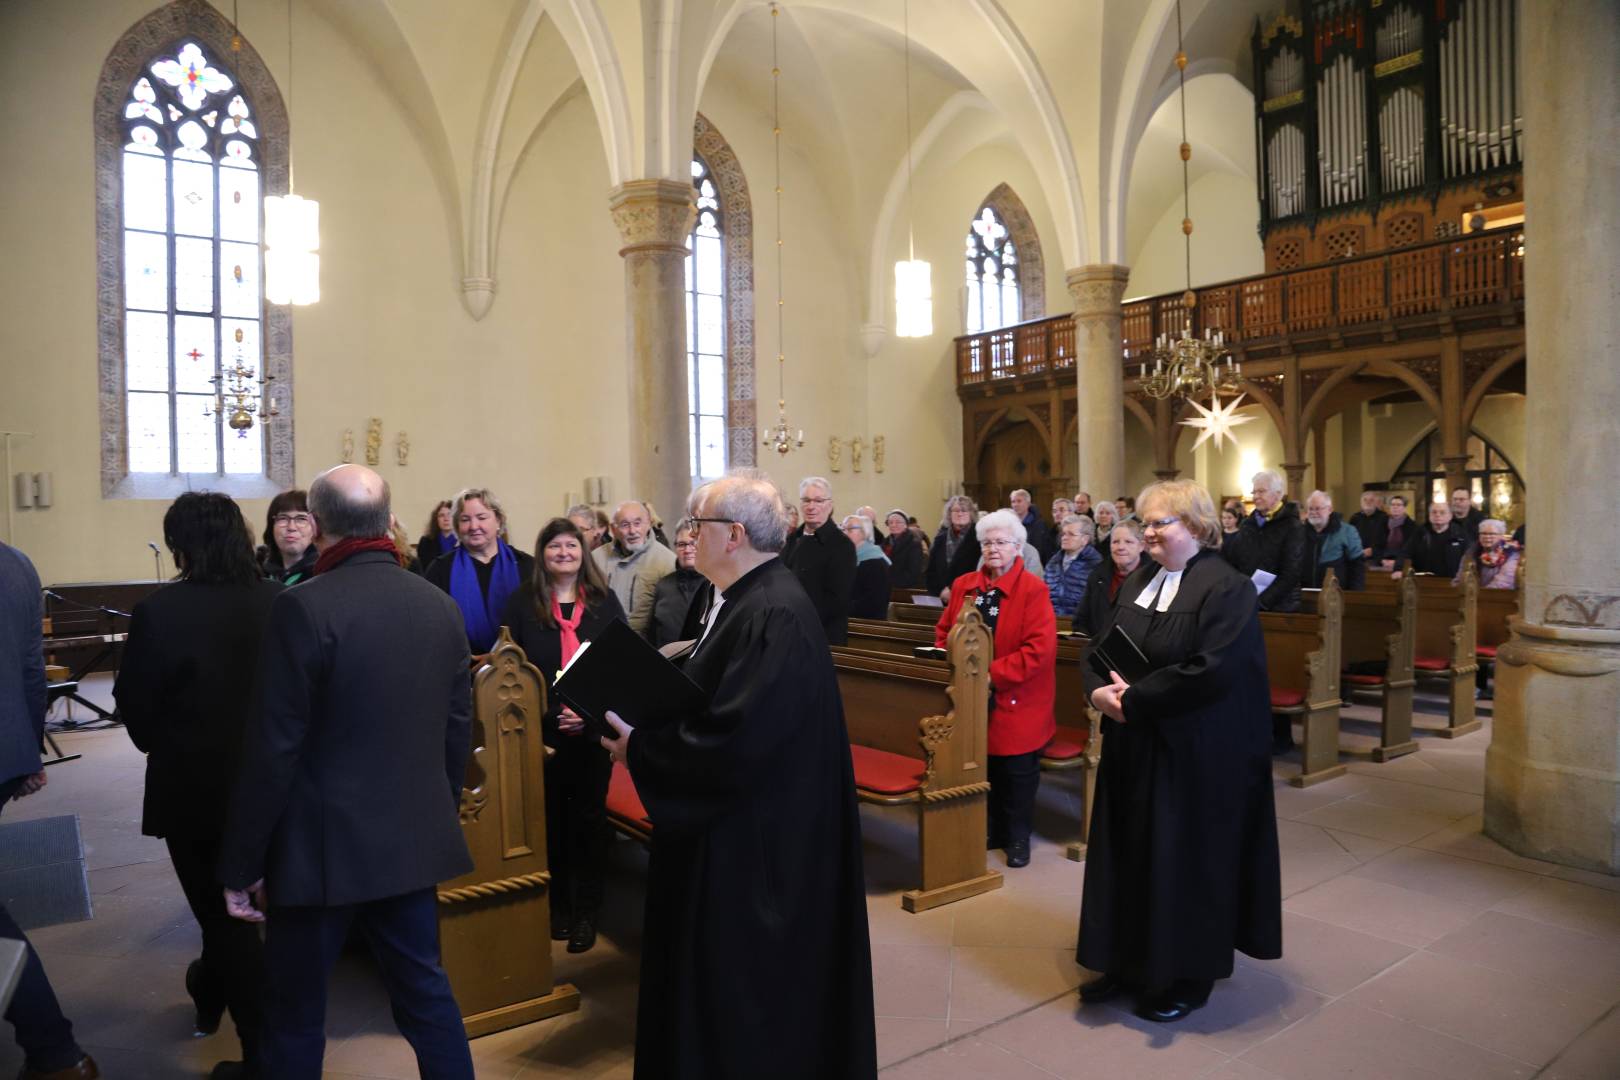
{"left": 965, "top": 205, "right": 1019, "bottom": 334}
{"left": 1387, "top": 427, "right": 1524, "bottom": 527}
{"left": 96, "top": 5, "right": 291, "bottom": 498}
{"left": 686, "top": 155, "right": 727, "bottom": 482}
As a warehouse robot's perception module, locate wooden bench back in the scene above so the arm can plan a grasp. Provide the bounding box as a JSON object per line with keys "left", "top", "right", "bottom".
{"left": 887, "top": 601, "right": 1073, "bottom": 635}
{"left": 1303, "top": 572, "right": 1415, "bottom": 681}
{"left": 1368, "top": 564, "right": 1476, "bottom": 666}
{"left": 1476, "top": 578, "right": 1521, "bottom": 651}
{"left": 1261, "top": 572, "right": 1341, "bottom": 701}
{"left": 847, "top": 616, "right": 1089, "bottom": 714}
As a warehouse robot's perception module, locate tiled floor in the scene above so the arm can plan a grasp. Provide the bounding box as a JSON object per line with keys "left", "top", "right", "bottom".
{"left": 4, "top": 678, "right": 1620, "bottom": 1078}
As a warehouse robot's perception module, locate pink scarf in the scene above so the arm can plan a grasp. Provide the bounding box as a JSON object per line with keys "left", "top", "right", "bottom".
{"left": 552, "top": 594, "right": 585, "bottom": 666}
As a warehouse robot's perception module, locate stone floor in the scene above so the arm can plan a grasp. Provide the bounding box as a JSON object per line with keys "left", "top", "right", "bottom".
{"left": 4, "top": 676, "right": 1620, "bottom": 1078}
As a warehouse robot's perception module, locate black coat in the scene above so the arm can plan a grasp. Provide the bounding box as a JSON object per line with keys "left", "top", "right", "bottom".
{"left": 849, "top": 558, "right": 890, "bottom": 620}
{"left": 1348, "top": 508, "right": 1388, "bottom": 554}
{"left": 1376, "top": 515, "right": 1418, "bottom": 563}
{"left": 882, "top": 532, "right": 926, "bottom": 590}
{"left": 499, "top": 583, "right": 628, "bottom": 731}
{"left": 924, "top": 526, "right": 981, "bottom": 595}
{"left": 626, "top": 558, "right": 876, "bottom": 1078}
{"left": 1405, "top": 523, "right": 1469, "bottom": 578}
{"left": 1453, "top": 506, "right": 1485, "bottom": 541}
{"left": 1074, "top": 555, "right": 1143, "bottom": 639}
{"left": 416, "top": 533, "right": 456, "bottom": 575}
{"left": 114, "top": 579, "right": 282, "bottom": 839}
{"left": 424, "top": 546, "right": 537, "bottom": 649}
{"left": 1223, "top": 502, "right": 1309, "bottom": 612}
{"left": 1022, "top": 511, "right": 1056, "bottom": 565}
{"left": 1078, "top": 551, "right": 1282, "bottom": 988}
{"left": 263, "top": 543, "right": 317, "bottom": 586}
{"left": 220, "top": 551, "right": 474, "bottom": 906}
{"left": 781, "top": 519, "right": 857, "bottom": 645}
{"left": 645, "top": 567, "right": 706, "bottom": 648}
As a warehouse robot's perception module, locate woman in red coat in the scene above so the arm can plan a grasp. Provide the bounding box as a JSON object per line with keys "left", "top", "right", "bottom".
{"left": 935, "top": 508, "right": 1058, "bottom": 867}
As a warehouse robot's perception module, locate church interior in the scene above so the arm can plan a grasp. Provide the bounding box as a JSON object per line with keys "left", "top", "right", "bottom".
{"left": 2, "top": 0, "right": 1618, "bottom": 1075}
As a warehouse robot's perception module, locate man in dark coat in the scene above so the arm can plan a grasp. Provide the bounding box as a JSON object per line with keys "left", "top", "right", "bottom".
{"left": 1448, "top": 486, "right": 1485, "bottom": 541}
{"left": 1303, "top": 490, "right": 1367, "bottom": 590}
{"left": 1400, "top": 500, "right": 1470, "bottom": 578}
{"left": 0, "top": 541, "right": 97, "bottom": 1079}
{"left": 601, "top": 470, "right": 877, "bottom": 1080}
{"left": 1347, "top": 490, "right": 1389, "bottom": 558}
{"left": 1221, "top": 469, "right": 1308, "bottom": 613}
{"left": 220, "top": 464, "right": 476, "bottom": 1079}
{"left": 1011, "top": 488, "right": 1055, "bottom": 564}
{"left": 781, "top": 476, "right": 857, "bottom": 645}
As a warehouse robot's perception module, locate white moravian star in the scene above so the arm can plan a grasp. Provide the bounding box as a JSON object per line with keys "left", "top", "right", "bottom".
{"left": 1179, "top": 392, "right": 1256, "bottom": 452}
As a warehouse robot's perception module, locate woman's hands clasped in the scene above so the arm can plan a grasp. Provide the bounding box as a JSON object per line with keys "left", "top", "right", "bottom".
{"left": 1090, "top": 671, "right": 1130, "bottom": 723}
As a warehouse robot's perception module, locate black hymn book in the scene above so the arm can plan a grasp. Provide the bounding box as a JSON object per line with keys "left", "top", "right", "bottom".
{"left": 551, "top": 618, "right": 708, "bottom": 740}
{"left": 1086, "top": 622, "right": 1153, "bottom": 685}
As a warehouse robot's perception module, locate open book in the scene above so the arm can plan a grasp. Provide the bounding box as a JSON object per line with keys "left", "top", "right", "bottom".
{"left": 552, "top": 619, "right": 707, "bottom": 740}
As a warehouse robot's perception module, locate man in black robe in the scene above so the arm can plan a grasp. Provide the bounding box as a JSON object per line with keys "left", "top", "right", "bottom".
{"left": 601, "top": 470, "right": 877, "bottom": 1080}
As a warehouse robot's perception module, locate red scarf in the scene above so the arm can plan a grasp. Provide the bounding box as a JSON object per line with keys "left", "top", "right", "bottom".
{"left": 1108, "top": 566, "right": 1132, "bottom": 602}
{"left": 552, "top": 594, "right": 586, "bottom": 666}
{"left": 313, "top": 536, "right": 407, "bottom": 576}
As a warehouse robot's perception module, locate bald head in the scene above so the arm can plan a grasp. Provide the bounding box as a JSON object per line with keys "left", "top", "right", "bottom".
{"left": 308, "top": 464, "right": 391, "bottom": 541}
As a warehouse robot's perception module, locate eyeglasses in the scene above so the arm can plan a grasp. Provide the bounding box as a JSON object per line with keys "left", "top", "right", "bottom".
{"left": 982, "top": 538, "right": 1020, "bottom": 549}
{"left": 1141, "top": 516, "right": 1180, "bottom": 533}
{"left": 673, "top": 539, "right": 698, "bottom": 550}
{"left": 612, "top": 520, "right": 647, "bottom": 531}
{"left": 272, "top": 513, "right": 313, "bottom": 528}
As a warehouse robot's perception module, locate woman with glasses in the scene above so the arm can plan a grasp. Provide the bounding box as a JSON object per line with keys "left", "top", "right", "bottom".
{"left": 925, "top": 494, "right": 983, "bottom": 599}
{"left": 114, "top": 492, "right": 282, "bottom": 1077}
{"left": 647, "top": 518, "right": 708, "bottom": 647}
{"left": 933, "top": 508, "right": 1057, "bottom": 869}
{"left": 261, "top": 489, "right": 317, "bottom": 585}
{"left": 841, "top": 514, "right": 891, "bottom": 620}
{"left": 1076, "top": 480, "right": 1281, "bottom": 1024}
{"left": 500, "top": 517, "right": 626, "bottom": 954}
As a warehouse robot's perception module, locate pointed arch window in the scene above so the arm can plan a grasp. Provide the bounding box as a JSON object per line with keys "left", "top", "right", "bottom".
{"left": 686, "top": 155, "right": 727, "bottom": 482}
{"left": 965, "top": 206, "right": 1020, "bottom": 334}
{"left": 96, "top": 5, "right": 292, "bottom": 499}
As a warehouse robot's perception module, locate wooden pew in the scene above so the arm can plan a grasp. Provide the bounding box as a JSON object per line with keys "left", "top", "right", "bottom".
{"left": 1262, "top": 572, "right": 1344, "bottom": 787}
{"left": 438, "top": 628, "right": 580, "bottom": 1036}
{"left": 1301, "top": 574, "right": 1418, "bottom": 761}
{"left": 1474, "top": 573, "right": 1521, "bottom": 693}
{"left": 887, "top": 601, "right": 1074, "bottom": 635}
{"left": 846, "top": 616, "right": 1101, "bottom": 861}
{"left": 1366, "top": 566, "right": 1480, "bottom": 737}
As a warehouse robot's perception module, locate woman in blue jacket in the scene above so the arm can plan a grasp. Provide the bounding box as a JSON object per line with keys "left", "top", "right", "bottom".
{"left": 1044, "top": 514, "right": 1103, "bottom": 618}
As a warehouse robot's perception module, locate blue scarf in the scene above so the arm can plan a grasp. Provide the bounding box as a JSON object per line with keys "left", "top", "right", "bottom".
{"left": 449, "top": 541, "right": 519, "bottom": 653}
{"left": 856, "top": 540, "right": 890, "bottom": 565}
{"left": 437, "top": 532, "right": 456, "bottom": 555}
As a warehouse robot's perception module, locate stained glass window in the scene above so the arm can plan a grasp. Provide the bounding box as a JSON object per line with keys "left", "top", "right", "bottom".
{"left": 686, "top": 155, "right": 727, "bottom": 482}
{"left": 964, "top": 205, "right": 1021, "bottom": 334}
{"left": 118, "top": 43, "right": 266, "bottom": 478}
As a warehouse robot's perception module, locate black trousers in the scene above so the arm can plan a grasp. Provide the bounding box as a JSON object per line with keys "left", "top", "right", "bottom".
{"left": 0, "top": 775, "right": 84, "bottom": 1073}
{"left": 546, "top": 734, "right": 612, "bottom": 921}
{"left": 987, "top": 751, "right": 1042, "bottom": 847}
{"left": 165, "top": 830, "right": 263, "bottom": 1058}
{"left": 261, "top": 888, "right": 473, "bottom": 1080}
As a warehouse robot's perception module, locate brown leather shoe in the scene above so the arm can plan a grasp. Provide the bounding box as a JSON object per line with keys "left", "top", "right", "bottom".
{"left": 18, "top": 1054, "right": 100, "bottom": 1079}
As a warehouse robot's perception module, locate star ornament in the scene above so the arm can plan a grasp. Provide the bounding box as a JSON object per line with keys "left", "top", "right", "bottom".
{"left": 1179, "top": 392, "right": 1257, "bottom": 452}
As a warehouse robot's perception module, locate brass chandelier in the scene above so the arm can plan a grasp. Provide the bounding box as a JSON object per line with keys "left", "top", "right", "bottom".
{"left": 761, "top": 3, "right": 803, "bottom": 456}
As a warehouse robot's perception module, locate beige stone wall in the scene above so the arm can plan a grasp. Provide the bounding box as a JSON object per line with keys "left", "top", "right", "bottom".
{"left": 1125, "top": 171, "right": 1266, "bottom": 300}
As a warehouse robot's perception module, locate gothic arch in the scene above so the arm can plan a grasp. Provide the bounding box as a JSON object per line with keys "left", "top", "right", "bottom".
{"left": 694, "top": 112, "right": 757, "bottom": 467}
{"left": 95, "top": 0, "right": 293, "bottom": 497}
{"left": 1462, "top": 345, "right": 1527, "bottom": 429}
{"left": 978, "top": 183, "right": 1046, "bottom": 322}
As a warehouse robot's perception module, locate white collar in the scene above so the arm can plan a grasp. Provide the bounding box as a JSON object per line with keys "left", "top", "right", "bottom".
{"left": 1134, "top": 565, "right": 1185, "bottom": 612}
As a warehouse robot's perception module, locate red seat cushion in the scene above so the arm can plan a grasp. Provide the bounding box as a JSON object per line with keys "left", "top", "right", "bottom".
{"left": 606, "top": 760, "right": 651, "bottom": 827}
{"left": 1042, "top": 725, "right": 1091, "bottom": 761}
{"left": 1270, "top": 687, "right": 1307, "bottom": 709}
{"left": 1476, "top": 645, "right": 1498, "bottom": 659}
{"left": 1414, "top": 655, "right": 1452, "bottom": 671}
{"left": 849, "top": 744, "right": 926, "bottom": 796}
{"left": 1344, "top": 673, "right": 1386, "bottom": 686}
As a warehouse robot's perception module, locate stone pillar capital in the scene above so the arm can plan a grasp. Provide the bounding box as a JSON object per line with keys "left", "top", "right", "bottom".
{"left": 1065, "top": 264, "right": 1132, "bottom": 319}
{"left": 608, "top": 179, "right": 695, "bottom": 256}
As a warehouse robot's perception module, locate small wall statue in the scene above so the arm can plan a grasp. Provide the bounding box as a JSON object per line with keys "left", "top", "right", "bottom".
{"left": 365, "top": 418, "right": 382, "bottom": 466}
{"left": 827, "top": 436, "right": 842, "bottom": 473}
{"left": 849, "top": 436, "right": 864, "bottom": 474}
{"left": 396, "top": 430, "right": 410, "bottom": 467}
{"left": 873, "top": 435, "right": 886, "bottom": 474}
{"left": 341, "top": 428, "right": 354, "bottom": 464}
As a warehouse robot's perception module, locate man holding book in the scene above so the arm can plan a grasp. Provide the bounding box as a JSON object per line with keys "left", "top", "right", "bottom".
{"left": 599, "top": 469, "right": 877, "bottom": 1080}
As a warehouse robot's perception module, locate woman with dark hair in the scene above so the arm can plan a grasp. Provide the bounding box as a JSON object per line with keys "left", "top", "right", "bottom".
{"left": 416, "top": 499, "right": 456, "bottom": 570}
{"left": 425, "top": 487, "right": 535, "bottom": 653}
{"left": 113, "top": 492, "right": 282, "bottom": 1079}
{"left": 881, "top": 509, "right": 926, "bottom": 590}
{"left": 500, "top": 518, "right": 627, "bottom": 954}
{"left": 262, "top": 488, "right": 317, "bottom": 585}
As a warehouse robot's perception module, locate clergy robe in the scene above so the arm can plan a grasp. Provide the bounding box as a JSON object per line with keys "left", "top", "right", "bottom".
{"left": 625, "top": 557, "right": 877, "bottom": 1080}
{"left": 1076, "top": 548, "right": 1282, "bottom": 991}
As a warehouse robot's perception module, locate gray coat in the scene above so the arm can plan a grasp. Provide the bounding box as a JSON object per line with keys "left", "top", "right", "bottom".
{"left": 0, "top": 543, "right": 45, "bottom": 785}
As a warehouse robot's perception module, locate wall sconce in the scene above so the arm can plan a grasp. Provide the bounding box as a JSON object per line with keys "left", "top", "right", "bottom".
{"left": 583, "top": 476, "right": 611, "bottom": 505}
{"left": 12, "top": 473, "right": 51, "bottom": 510}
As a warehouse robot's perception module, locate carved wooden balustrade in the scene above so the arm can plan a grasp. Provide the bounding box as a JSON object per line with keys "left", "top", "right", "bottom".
{"left": 956, "top": 229, "right": 1523, "bottom": 393}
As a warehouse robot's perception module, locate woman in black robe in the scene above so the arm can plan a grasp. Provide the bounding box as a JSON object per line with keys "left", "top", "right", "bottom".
{"left": 1077, "top": 479, "right": 1281, "bottom": 1022}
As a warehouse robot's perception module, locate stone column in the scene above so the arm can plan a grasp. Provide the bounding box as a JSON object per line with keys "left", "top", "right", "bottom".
{"left": 608, "top": 180, "right": 695, "bottom": 524}
{"left": 1067, "top": 265, "right": 1131, "bottom": 503}
{"left": 1484, "top": 2, "right": 1620, "bottom": 873}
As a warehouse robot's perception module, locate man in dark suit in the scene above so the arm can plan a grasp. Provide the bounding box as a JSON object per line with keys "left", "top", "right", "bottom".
{"left": 781, "top": 476, "right": 857, "bottom": 645}
{"left": 0, "top": 541, "right": 97, "bottom": 1080}
{"left": 220, "top": 464, "right": 475, "bottom": 1079}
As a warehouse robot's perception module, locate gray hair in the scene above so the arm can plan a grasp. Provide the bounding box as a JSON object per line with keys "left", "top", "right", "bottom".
{"left": 1252, "top": 469, "right": 1286, "bottom": 496}
{"left": 1093, "top": 500, "right": 1117, "bottom": 523}
{"left": 690, "top": 468, "right": 789, "bottom": 553}
{"left": 975, "top": 508, "right": 1027, "bottom": 545}
{"left": 840, "top": 514, "right": 875, "bottom": 545}
{"left": 940, "top": 494, "right": 978, "bottom": 530}
{"left": 452, "top": 487, "right": 508, "bottom": 533}
{"left": 673, "top": 516, "right": 698, "bottom": 538}
{"left": 1010, "top": 488, "right": 1031, "bottom": 501}
{"left": 1306, "top": 489, "right": 1333, "bottom": 507}
{"left": 310, "top": 472, "right": 392, "bottom": 540}
{"left": 564, "top": 503, "right": 594, "bottom": 521}
{"left": 798, "top": 476, "right": 832, "bottom": 498}
{"left": 1479, "top": 518, "right": 1507, "bottom": 535}
{"left": 1060, "top": 513, "right": 1095, "bottom": 540}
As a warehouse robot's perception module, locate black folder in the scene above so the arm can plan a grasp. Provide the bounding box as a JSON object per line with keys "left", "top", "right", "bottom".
{"left": 1086, "top": 622, "right": 1153, "bottom": 685}
{"left": 552, "top": 619, "right": 707, "bottom": 739}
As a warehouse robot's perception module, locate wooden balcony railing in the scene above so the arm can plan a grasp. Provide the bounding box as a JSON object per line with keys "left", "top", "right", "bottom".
{"left": 956, "top": 229, "right": 1523, "bottom": 390}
